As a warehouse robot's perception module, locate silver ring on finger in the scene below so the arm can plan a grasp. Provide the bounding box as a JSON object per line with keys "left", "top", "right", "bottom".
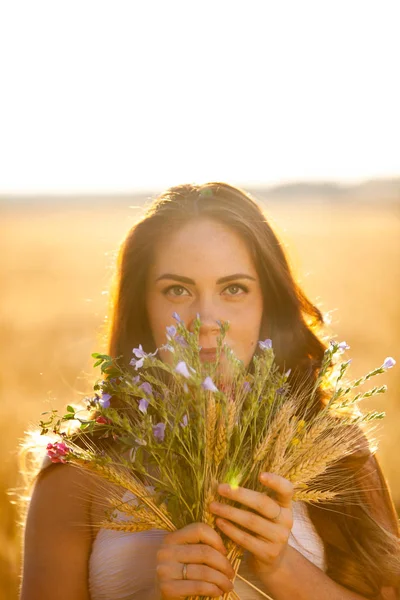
{"left": 182, "top": 563, "right": 188, "bottom": 580}
{"left": 271, "top": 505, "right": 282, "bottom": 522}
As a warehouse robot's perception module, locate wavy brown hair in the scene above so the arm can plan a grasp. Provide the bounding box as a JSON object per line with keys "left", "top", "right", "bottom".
{"left": 104, "top": 182, "right": 400, "bottom": 598}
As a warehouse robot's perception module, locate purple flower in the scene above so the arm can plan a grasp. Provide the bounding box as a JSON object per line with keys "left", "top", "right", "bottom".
{"left": 172, "top": 312, "right": 182, "bottom": 322}
{"left": 153, "top": 422, "right": 166, "bottom": 442}
{"left": 242, "top": 381, "right": 252, "bottom": 393}
{"left": 176, "top": 335, "right": 189, "bottom": 348}
{"left": 259, "top": 339, "right": 272, "bottom": 350}
{"left": 132, "top": 344, "right": 146, "bottom": 358}
{"left": 132, "top": 375, "right": 141, "bottom": 385}
{"left": 201, "top": 376, "right": 218, "bottom": 392}
{"left": 180, "top": 414, "right": 189, "bottom": 427}
{"left": 338, "top": 341, "right": 350, "bottom": 352}
{"left": 130, "top": 344, "right": 158, "bottom": 369}
{"left": 138, "top": 398, "right": 149, "bottom": 414}
{"left": 175, "top": 361, "right": 191, "bottom": 379}
{"left": 99, "top": 393, "right": 111, "bottom": 408}
{"left": 276, "top": 387, "right": 286, "bottom": 395}
{"left": 139, "top": 382, "right": 153, "bottom": 396}
{"left": 166, "top": 325, "right": 177, "bottom": 339}
{"left": 130, "top": 356, "right": 144, "bottom": 369}
{"left": 383, "top": 357, "right": 396, "bottom": 369}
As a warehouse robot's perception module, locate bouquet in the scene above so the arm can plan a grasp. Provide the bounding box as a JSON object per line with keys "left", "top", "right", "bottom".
{"left": 39, "top": 313, "right": 396, "bottom": 599}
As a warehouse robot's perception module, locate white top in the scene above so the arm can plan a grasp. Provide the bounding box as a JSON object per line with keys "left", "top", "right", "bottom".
{"left": 40, "top": 457, "right": 326, "bottom": 599}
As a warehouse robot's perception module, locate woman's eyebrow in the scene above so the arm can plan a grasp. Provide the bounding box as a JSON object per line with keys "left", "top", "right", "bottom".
{"left": 155, "top": 273, "right": 257, "bottom": 285}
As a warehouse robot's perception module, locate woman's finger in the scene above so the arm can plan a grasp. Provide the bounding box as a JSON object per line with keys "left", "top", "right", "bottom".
{"left": 217, "top": 479, "right": 292, "bottom": 522}
{"left": 209, "top": 501, "right": 289, "bottom": 544}
{"left": 157, "top": 544, "right": 235, "bottom": 580}
{"left": 157, "top": 561, "right": 234, "bottom": 594}
{"left": 259, "top": 472, "right": 294, "bottom": 508}
{"left": 215, "top": 517, "right": 272, "bottom": 558}
{"left": 162, "top": 522, "right": 227, "bottom": 555}
{"left": 159, "top": 579, "right": 225, "bottom": 599}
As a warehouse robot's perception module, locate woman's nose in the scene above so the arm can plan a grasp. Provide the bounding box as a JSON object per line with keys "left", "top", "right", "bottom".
{"left": 186, "top": 294, "right": 223, "bottom": 336}
{"left": 187, "top": 311, "right": 221, "bottom": 337}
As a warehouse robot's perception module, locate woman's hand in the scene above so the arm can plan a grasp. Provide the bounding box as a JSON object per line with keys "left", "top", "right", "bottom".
{"left": 156, "top": 522, "right": 236, "bottom": 599}
{"left": 209, "top": 471, "right": 294, "bottom": 578}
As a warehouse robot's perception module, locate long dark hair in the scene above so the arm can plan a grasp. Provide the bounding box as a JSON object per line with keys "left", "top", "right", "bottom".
{"left": 105, "top": 182, "right": 399, "bottom": 598}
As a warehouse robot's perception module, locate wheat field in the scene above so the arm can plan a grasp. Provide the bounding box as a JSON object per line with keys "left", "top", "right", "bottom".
{"left": 1, "top": 196, "right": 399, "bottom": 599}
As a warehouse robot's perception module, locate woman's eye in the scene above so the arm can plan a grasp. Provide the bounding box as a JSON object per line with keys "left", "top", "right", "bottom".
{"left": 224, "top": 284, "right": 248, "bottom": 296}
{"left": 164, "top": 285, "right": 190, "bottom": 297}
{"left": 163, "top": 284, "right": 248, "bottom": 297}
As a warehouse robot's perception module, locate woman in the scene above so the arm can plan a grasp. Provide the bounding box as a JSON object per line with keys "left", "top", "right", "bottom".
{"left": 20, "top": 182, "right": 400, "bottom": 599}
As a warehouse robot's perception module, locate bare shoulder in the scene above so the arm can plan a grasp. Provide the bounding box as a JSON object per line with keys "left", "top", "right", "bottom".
{"left": 20, "top": 463, "right": 96, "bottom": 599}
{"left": 28, "top": 463, "right": 95, "bottom": 534}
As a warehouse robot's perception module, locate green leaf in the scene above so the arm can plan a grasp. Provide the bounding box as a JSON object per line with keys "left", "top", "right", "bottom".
{"left": 66, "top": 405, "right": 75, "bottom": 413}
{"left": 63, "top": 413, "right": 76, "bottom": 420}
{"left": 101, "top": 360, "right": 113, "bottom": 373}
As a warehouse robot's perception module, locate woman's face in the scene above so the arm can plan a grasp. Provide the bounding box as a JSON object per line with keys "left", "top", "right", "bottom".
{"left": 145, "top": 217, "right": 264, "bottom": 372}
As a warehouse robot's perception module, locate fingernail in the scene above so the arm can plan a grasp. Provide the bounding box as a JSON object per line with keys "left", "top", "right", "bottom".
{"left": 217, "top": 518, "right": 227, "bottom": 528}
{"left": 218, "top": 483, "right": 231, "bottom": 494}
{"left": 260, "top": 472, "right": 269, "bottom": 481}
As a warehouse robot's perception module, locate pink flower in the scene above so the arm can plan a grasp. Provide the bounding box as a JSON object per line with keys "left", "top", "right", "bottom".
{"left": 46, "top": 442, "right": 69, "bottom": 464}
{"left": 96, "top": 416, "right": 109, "bottom": 425}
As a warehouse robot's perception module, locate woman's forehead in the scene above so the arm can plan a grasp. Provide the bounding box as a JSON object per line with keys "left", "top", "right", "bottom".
{"left": 150, "top": 219, "right": 257, "bottom": 278}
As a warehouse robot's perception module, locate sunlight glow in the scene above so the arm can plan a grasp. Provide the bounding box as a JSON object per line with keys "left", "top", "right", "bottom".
{"left": 0, "top": 1, "right": 399, "bottom": 193}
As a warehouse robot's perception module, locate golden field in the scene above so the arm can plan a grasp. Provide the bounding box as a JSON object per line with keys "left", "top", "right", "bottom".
{"left": 1, "top": 193, "right": 399, "bottom": 599}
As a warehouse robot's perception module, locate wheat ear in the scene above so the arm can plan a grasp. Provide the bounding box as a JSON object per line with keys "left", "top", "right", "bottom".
{"left": 98, "top": 520, "right": 163, "bottom": 533}
{"left": 71, "top": 456, "right": 175, "bottom": 530}
{"left": 214, "top": 417, "right": 228, "bottom": 467}
{"left": 295, "top": 419, "right": 329, "bottom": 454}
{"left": 293, "top": 489, "right": 337, "bottom": 502}
{"left": 227, "top": 398, "right": 238, "bottom": 439}
{"left": 253, "top": 401, "right": 296, "bottom": 463}
{"left": 268, "top": 416, "right": 297, "bottom": 474}
{"left": 202, "top": 485, "right": 216, "bottom": 527}
{"left": 286, "top": 440, "right": 350, "bottom": 484}
{"left": 206, "top": 392, "right": 217, "bottom": 460}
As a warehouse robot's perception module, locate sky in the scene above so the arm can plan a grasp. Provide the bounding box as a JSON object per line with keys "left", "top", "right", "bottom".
{"left": 0, "top": 1, "right": 399, "bottom": 194}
